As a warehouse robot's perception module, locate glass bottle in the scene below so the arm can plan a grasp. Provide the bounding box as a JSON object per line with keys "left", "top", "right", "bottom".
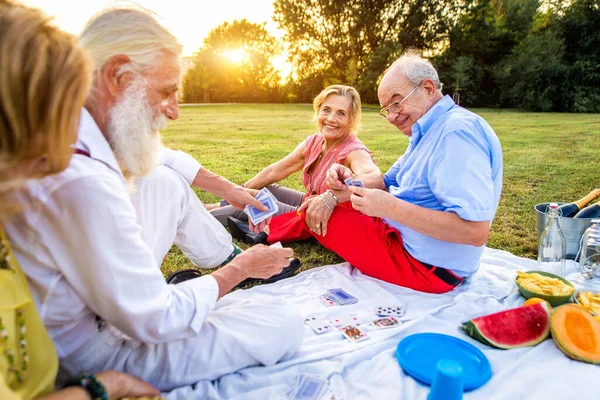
{"left": 537, "top": 203, "right": 566, "bottom": 276}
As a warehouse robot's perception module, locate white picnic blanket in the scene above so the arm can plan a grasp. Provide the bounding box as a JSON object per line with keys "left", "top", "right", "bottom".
{"left": 165, "top": 248, "right": 597, "bottom": 400}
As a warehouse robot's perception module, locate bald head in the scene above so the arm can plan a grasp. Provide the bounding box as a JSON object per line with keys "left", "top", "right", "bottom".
{"left": 378, "top": 53, "right": 442, "bottom": 100}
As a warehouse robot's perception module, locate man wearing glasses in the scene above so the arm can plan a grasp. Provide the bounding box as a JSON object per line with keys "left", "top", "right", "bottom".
{"left": 318, "top": 52, "right": 503, "bottom": 294}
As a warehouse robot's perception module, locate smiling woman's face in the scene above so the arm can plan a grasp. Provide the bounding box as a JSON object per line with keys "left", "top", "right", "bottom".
{"left": 317, "top": 94, "right": 353, "bottom": 143}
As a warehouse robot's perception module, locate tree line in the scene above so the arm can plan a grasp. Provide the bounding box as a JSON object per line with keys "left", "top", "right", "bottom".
{"left": 182, "top": 0, "right": 600, "bottom": 112}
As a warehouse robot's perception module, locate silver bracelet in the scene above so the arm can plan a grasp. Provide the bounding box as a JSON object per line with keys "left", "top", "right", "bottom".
{"left": 321, "top": 195, "right": 335, "bottom": 210}
{"left": 325, "top": 189, "right": 339, "bottom": 205}
{"left": 320, "top": 195, "right": 334, "bottom": 212}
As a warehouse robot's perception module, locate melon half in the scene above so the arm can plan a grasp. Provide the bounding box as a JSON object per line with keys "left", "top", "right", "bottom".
{"left": 551, "top": 304, "right": 600, "bottom": 364}
{"left": 462, "top": 302, "right": 552, "bottom": 349}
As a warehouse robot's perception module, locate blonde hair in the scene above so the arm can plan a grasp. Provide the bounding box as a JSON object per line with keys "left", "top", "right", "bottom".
{"left": 0, "top": 0, "right": 92, "bottom": 197}
{"left": 312, "top": 85, "right": 362, "bottom": 134}
{"left": 79, "top": 2, "right": 182, "bottom": 75}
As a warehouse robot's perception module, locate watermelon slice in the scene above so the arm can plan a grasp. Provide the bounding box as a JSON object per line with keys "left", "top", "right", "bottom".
{"left": 462, "top": 302, "right": 552, "bottom": 349}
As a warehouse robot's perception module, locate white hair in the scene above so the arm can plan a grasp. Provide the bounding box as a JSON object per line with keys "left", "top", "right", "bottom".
{"left": 388, "top": 52, "right": 443, "bottom": 90}
{"left": 79, "top": 2, "right": 182, "bottom": 74}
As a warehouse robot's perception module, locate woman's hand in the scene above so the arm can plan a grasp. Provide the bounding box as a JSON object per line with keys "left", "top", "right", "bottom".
{"left": 326, "top": 163, "right": 353, "bottom": 191}
{"left": 248, "top": 216, "right": 271, "bottom": 234}
{"left": 299, "top": 195, "right": 334, "bottom": 236}
{"left": 37, "top": 371, "right": 160, "bottom": 400}
{"left": 96, "top": 370, "right": 160, "bottom": 400}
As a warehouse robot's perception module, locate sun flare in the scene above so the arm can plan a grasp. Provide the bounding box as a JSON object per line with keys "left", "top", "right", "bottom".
{"left": 223, "top": 48, "right": 246, "bottom": 64}
{"left": 272, "top": 53, "right": 293, "bottom": 81}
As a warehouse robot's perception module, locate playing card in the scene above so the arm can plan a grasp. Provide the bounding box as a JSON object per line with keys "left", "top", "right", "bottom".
{"left": 371, "top": 317, "right": 400, "bottom": 329}
{"left": 290, "top": 374, "right": 327, "bottom": 400}
{"left": 319, "top": 294, "right": 339, "bottom": 307}
{"left": 327, "top": 288, "right": 357, "bottom": 305}
{"left": 269, "top": 241, "right": 283, "bottom": 248}
{"left": 374, "top": 305, "right": 405, "bottom": 317}
{"left": 340, "top": 324, "right": 368, "bottom": 343}
{"left": 304, "top": 316, "right": 332, "bottom": 334}
{"left": 344, "top": 177, "right": 364, "bottom": 188}
{"left": 329, "top": 313, "right": 362, "bottom": 327}
{"left": 244, "top": 188, "right": 279, "bottom": 224}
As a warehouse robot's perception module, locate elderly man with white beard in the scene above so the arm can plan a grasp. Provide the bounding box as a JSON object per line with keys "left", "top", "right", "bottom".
{"left": 3, "top": 5, "right": 304, "bottom": 391}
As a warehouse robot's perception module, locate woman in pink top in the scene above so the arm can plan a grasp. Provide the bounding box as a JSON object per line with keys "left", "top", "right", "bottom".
{"left": 210, "top": 85, "right": 381, "bottom": 244}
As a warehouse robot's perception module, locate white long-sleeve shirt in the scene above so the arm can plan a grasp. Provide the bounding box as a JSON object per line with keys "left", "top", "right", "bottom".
{"left": 5, "top": 109, "right": 220, "bottom": 358}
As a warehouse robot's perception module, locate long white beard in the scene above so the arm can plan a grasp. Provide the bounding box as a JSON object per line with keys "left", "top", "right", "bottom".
{"left": 107, "top": 80, "right": 167, "bottom": 178}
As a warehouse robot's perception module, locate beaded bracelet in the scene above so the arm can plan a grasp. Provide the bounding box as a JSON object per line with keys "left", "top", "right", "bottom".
{"left": 64, "top": 374, "right": 109, "bottom": 400}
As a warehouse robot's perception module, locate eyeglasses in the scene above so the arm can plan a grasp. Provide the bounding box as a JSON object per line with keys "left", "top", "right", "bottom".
{"left": 379, "top": 85, "right": 421, "bottom": 118}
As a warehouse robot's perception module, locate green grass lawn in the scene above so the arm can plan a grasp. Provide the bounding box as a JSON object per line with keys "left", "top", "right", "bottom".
{"left": 160, "top": 104, "right": 600, "bottom": 278}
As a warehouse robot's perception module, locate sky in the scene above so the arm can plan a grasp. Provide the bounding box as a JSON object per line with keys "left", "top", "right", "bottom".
{"left": 22, "top": 0, "right": 284, "bottom": 56}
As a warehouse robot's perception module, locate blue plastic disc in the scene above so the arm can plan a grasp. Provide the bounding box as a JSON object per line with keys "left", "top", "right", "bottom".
{"left": 396, "top": 333, "right": 492, "bottom": 391}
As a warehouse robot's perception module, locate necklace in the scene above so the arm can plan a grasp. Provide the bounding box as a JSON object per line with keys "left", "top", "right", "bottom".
{"left": 0, "top": 235, "right": 29, "bottom": 383}
{"left": 0, "top": 310, "right": 28, "bottom": 383}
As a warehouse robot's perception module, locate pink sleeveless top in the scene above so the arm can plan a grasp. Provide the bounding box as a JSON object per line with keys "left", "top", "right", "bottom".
{"left": 302, "top": 133, "right": 374, "bottom": 195}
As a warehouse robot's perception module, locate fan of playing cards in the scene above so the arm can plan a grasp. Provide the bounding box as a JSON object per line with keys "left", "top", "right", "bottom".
{"left": 244, "top": 187, "right": 279, "bottom": 225}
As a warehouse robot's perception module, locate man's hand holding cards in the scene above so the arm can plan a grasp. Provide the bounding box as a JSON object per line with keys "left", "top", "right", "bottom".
{"left": 344, "top": 176, "right": 364, "bottom": 188}
{"left": 244, "top": 187, "right": 279, "bottom": 225}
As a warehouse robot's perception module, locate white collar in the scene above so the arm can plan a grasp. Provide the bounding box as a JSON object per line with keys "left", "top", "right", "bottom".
{"left": 74, "top": 108, "right": 124, "bottom": 180}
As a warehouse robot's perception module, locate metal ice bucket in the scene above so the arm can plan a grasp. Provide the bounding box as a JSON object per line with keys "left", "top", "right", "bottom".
{"left": 535, "top": 202, "right": 594, "bottom": 260}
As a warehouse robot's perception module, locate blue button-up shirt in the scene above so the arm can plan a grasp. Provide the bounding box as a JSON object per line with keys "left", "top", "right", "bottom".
{"left": 383, "top": 95, "right": 503, "bottom": 277}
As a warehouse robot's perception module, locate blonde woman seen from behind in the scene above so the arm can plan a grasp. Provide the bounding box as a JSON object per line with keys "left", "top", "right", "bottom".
{"left": 0, "top": 1, "right": 159, "bottom": 398}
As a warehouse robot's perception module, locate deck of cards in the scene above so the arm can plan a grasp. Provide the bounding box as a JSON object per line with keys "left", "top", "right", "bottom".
{"left": 344, "top": 177, "right": 364, "bottom": 187}
{"left": 319, "top": 288, "right": 358, "bottom": 307}
{"left": 244, "top": 187, "right": 279, "bottom": 225}
{"left": 289, "top": 374, "right": 328, "bottom": 399}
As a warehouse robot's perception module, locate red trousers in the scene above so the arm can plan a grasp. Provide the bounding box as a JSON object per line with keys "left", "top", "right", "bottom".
{"left": 270, "top": 202, "right": 462, "bottom": 294}
{"left": 267, "top": 210, "right": 313, "bottom": 244}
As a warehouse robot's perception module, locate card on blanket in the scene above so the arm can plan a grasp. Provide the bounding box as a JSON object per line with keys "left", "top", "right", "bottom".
{"left": 304, "top": 316, "right": 332, "bottom": 334}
